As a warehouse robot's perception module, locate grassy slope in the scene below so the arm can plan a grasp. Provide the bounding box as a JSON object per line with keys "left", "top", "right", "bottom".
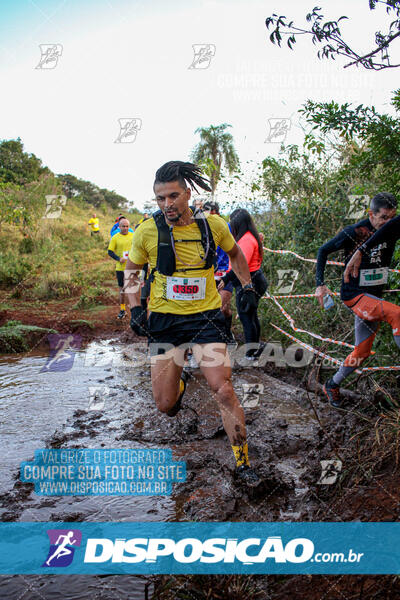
{"left": 0, "top": 200, "right": 142, "bottom": 346}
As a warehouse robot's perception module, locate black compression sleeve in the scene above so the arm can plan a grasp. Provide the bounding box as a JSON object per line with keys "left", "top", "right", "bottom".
{"left": 108, "top": 250, "right": 120, "bottom": 261}
{"left": 362, "top": 215, "right": 400, "bottom": 252}
{"left": 222, "top": 270, "right": 233, "bottom": 285}
{"left": 315, "top": 238, "right": 342, "bottom": 287}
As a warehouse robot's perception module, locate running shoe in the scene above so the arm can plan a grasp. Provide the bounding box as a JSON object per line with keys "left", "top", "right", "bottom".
{"left": 167, "top": 370, "right": 190, "bottom": 417}
{"left": 253, "top": 341, "right": 267, "bottom": 358}
{"left": 234, "top": 464, "right": 261, "bottom": 487}
{"left": 323, "top": 379, "right": 342, "bottom": 408}
{"left": 244, "top": 342, "right": 266, "bottom": 360}
{"left": 117, "top": 309, "right": 126, "bottom": 320}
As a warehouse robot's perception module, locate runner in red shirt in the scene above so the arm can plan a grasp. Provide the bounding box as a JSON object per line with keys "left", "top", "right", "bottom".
{"left": 219, "top": 209, "right": 268, "bottom": 359}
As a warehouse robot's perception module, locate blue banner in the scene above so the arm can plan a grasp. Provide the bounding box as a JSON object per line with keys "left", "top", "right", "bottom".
{"left": 0, "top": 522, "right": 399, "bottom": 574}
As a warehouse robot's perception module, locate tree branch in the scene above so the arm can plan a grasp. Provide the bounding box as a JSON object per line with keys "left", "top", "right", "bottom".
{"left": 344, "top": 29, "right": 400, "bottom": 68}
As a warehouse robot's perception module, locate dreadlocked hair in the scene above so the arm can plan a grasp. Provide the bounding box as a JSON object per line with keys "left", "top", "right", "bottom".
{"left": 154, "top": 161, "right": 212, "bottom": 194}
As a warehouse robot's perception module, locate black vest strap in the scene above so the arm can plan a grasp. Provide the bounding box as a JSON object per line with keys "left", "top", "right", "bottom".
{"left": 151, "top": 209, "right": 216, "bottom": 278}
{"left": 153, "top": 210, "right": 175, "bottom": 276}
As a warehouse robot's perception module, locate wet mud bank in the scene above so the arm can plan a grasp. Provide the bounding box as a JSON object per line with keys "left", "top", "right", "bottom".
{"left": 0, "top": 297, "right": 133, "bottom": 353}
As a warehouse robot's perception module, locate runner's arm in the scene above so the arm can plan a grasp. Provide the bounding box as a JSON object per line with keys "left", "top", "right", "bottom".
{"left": 225, "top": 243, "right": 252, "bottom": 287}
{"left": 315, "top": 232, "right": 347, "bottom": 307}
{"left": 344, "top": 214, "right": 400, "bottom": 281}
{"left": 123, "top": 258, "right": 144, "bottom": 308}
{"left": 108, "top": 250, "right": 120, "bottom": 261}
{"left": 107, "top": 236, "right": 122, "bottom": 262}
{"left": 361, "top": 214, "right": 400, "bottom": 250}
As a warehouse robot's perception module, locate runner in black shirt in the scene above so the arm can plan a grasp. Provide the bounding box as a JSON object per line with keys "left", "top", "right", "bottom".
{"left": 315, "top": 193, "right": 398, "bottom": 407}
{"left": 344, "top": 214, "right": 400, "bottom": 277}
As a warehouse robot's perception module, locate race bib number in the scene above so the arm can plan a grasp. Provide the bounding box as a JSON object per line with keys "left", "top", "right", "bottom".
{"left": 166, "top": 277, "right": 206, "bottom": 301}
{"left": 122, "top": 251, "right": 129, "bottom": 259}
{"left": 214, "top": 270, "right": 226, "bottom": 281}
{"left": 359, "top": 267, "right": 388, "bottom": 287}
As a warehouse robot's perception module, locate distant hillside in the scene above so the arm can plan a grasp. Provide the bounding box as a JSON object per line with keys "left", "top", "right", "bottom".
{"left": 0, "top": 137, "right": 135, "bottom": 212}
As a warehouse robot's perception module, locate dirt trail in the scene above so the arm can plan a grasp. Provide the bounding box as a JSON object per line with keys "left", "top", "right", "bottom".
{"left": 0, "top": 342, "right": 348, "bottom": 523}
{"left": 1, "top": 338, "right": 400, "bottom": 599}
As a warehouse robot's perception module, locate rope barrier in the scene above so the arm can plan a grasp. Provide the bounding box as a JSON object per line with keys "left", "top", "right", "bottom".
{"left": 263, "top": 246, "right": 400, "bottom": 274}
{"left": 272, "top": 292, "right": 339, "bottom": 299}
{"left": 270, "top": 323, "right": 360, "bottom": 370}
{"left": 265, "top": 292, "right": 359, "bottom": 351}
{"left": 272, "top": 291, "right": 398, "bottom": 299}
{"left": 270, "top": 323, "right": 400, "bottom": 372}
{"left": 261, "top": 245, "right": 399, "bottom": 371}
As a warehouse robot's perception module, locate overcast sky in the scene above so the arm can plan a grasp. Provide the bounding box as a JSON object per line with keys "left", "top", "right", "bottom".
{"left": 0, "top": 0, "right": 399, "bottom": 211}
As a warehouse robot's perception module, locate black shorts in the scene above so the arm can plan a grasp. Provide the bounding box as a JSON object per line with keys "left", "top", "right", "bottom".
{"left": 147, "top": 309, "right": 227, "bottom": 354}
{"left": 116, "top": 270, "right": 124, "bottom": 288}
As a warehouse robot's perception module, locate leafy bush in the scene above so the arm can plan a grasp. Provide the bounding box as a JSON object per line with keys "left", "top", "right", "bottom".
{"left": 18, "top": 236, "right": 35, "bottom": 254}
{"left": 74, "top": 285, "right": 113, "bottom": 309}
{"left": 0, "top": 252, "right": 30, "bottom": 286}
{"left": 32, "top": 271, "right": 79, "bottom": 300}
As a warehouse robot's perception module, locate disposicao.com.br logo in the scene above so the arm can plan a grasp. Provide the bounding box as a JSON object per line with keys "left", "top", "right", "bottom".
{"left": 82, "top": 536, "right": 363, "bottom": 565}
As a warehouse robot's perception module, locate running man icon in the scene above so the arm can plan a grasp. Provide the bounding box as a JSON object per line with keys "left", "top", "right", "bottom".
{"left": 46, "top": 532, "right": 76, "bottom": 565}
{"left": 42, "top": 529, "right": 82, "bottom": 567}
{"left": 40, "top": 334, "right": 82, "bottom": 373}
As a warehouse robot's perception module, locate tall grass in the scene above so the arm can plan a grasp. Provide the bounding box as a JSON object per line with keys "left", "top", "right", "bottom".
{"left": 0, "top": 199, "right": 130, "bottom": 295}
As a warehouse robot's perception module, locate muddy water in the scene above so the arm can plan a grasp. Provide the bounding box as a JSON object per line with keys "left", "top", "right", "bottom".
{"left": 0, "top": 340, "right": 175, "bottom": 521}
{"left": 0, "top": 339, "right": 325, "bottom": 598}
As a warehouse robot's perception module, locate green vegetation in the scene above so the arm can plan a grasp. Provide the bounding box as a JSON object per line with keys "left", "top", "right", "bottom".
{"left": 0, "top": 140, "right": 142, "bottom": 304}
{"left": 0, "top": 202, "right": 122, "bottom": 296}
{"left": 0, "top": 320, "right": 55, "bottom": 353}
{"left": 191, "top": 123, "right": 240, "bottom": 196}
{"left": 73, "top": 284, "right": 115, "bottom": 309}
{"left": 222, "top": 90, "right": 400, "bottom": 396}
{"left": 0, "top": 137, "right": 141, "bottom": 234}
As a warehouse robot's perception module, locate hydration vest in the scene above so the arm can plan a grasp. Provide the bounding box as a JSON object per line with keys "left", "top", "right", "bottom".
{"left": 150, "top": 208, "right": 216, "bottom": 280}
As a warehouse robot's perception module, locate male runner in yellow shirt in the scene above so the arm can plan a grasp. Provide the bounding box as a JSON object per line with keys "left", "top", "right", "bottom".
{"left": 88, "top": 213, "right": 100, "bottom": 235}
{"left": 124, "top": 161, "right": 260, "bottom": 485}
{"left": 108, "top": 218, "right": 134, "bottom": 319}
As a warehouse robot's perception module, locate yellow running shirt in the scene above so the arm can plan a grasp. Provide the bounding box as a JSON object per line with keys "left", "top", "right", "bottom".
{"left": 129, "top": 214, "right": 235, "bottom": 314}
{"left": 108, "top": 231, "right": 134, "bottom": 271}
{"left": 88, "top": 217, "right": 99, "bottom": 232}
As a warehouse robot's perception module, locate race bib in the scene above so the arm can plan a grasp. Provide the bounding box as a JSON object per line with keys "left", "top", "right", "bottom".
{"left": 214, "top": 270, "right": 226, "bottom": 281}
{"left": 359, "top": 267, "right": 388, "bottom": 287}
{"left": 122, "top": 251, "right": 129, "bottom": 259}
{"left": 166, "top": 277, "right": 206, "bottom": 301}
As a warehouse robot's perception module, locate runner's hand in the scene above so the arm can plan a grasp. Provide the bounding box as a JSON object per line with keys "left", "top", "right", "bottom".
{"left": 344, "top": 249, "right": 362, "bottom": 283}
{"left": 130, "top": 306, "right": 148, "bottom": 337}
{"left": 315, "top": 285, "right": 331, "bottom": 308}
{"left": 239, "top": 288, "right": 257, "bottom": 313}
{"left": 217, "top": 280, "right": 225, "bottom": 291}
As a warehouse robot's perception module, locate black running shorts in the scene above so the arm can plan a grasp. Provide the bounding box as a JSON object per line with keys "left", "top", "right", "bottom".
{"left": 147, "top": 309, "right": 227, "bottom": 355}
